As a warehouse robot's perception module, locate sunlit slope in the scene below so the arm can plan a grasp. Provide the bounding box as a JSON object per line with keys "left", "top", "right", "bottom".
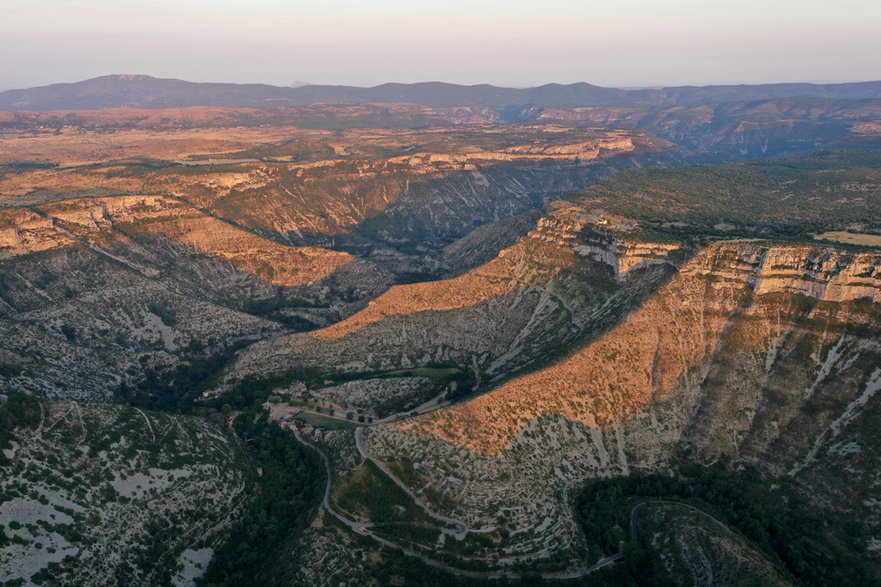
{"left": 398, "top": 243, "right": 881, "bottom": 454}
{"left": 221, "top": 206, "right": 685, "bottom": 399}
{"left": 359, "top": 242, "right": 881, "bottom": 565}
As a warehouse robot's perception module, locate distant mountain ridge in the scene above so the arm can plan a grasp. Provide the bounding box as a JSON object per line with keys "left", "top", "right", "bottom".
{"left": 2, "top": 74, "right": 881, "bottom": 111}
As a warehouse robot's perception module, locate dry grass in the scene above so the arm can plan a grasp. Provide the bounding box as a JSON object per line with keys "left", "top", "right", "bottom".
{"left": 815, "top": 231, "right": 881, "bottom": 247}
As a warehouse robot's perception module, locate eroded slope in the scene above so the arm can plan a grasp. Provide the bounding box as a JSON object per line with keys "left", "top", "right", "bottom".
{"left": 0, "top": 398, "right": 255, "bottom": 585}
{"left": 220, "top": 207, "right": 685, "bottom": 407}
{"left": 354, "top": 242, "right": 881, "bottom": 570}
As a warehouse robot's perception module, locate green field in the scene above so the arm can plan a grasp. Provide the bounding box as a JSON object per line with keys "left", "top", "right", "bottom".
{"left": 332, "top": 461, "right": 428, "bottom": 524}
{"left": 814, "top": 231, "right": 881, "bottom": 247}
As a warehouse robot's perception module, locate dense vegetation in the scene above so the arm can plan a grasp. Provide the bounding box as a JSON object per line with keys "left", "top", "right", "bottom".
{"left": 362, "top": 548, "right": 635, "bottom": 587}
{"left": 571, "top": 150, "right": 881, "bottom": 243}
{"left": 119, "top": 355, "right": 233, "bottom": 414}
{"left": 200, "top": 409, "right": 323, "bottom": 585}
{"left": 0, "top": 393, "right": 40, "bottom": 466}
{"left": 576, "top": 467, "right": 876, "bottom": 585}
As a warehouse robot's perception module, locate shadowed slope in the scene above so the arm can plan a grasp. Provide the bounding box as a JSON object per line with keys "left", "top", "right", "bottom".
{"left": 313, "top": 212, "right": 582, "bottom": 339}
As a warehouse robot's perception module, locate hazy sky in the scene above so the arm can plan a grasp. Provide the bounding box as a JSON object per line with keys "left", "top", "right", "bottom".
{"left": 2, "top": 0, "right": 880, "bottom": 89}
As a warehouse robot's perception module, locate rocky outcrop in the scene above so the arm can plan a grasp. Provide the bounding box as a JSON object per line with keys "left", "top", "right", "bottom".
{"left": 0, "top": 195, "right": 354, "bottom": 286}
{"left": 0, "top": 208, "right": 78, "bottom": 256}
{"left": 359, "top": 242, "right": 881, "bottom": 563}
{"left": 573, "top": 225, "right": 682, "bottom": 279}
{"left": 220, "top": 207, "right": 684, "bottom": 401}
{"left": 748, "top": 246, "right": 881, "bottom": 302}
{"left": 398, "top": 243, "right": 881, "bottom": 455}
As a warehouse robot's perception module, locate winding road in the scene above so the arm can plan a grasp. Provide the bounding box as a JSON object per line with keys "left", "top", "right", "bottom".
{"left": 293, "top": 427, "right": 624, "bottom": 580}
{"left": 354, "top": 427, "right": 470, "bottom": 535}
{"left": 294, "top": 415, "right": 744, "bottom": 581}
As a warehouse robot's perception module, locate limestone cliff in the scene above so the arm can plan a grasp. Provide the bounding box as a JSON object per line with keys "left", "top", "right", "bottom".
{"left": 0, "top": 195, "right": 353, "bottom": 286}
{"left": 221, "top": 209, "right": 684, "bottom": 402}
{"left": 360, "top": 242, "right": 881, "bottom": 564}
{"left": 397, "top": 243, "right": 881, "bottom": 455}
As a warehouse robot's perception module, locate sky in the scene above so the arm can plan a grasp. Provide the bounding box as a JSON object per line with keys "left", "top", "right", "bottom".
{"left": 1, "top": 0, "right": 880, "bottom": 90}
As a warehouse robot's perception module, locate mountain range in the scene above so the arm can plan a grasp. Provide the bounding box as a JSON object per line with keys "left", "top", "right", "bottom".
{"left": 2, "top": 74, "right": 881, "bottom": 111}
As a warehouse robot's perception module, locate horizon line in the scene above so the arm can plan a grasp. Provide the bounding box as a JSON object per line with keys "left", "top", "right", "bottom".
{"left": 3, "top": 74, "right": 881, "bottom": 94}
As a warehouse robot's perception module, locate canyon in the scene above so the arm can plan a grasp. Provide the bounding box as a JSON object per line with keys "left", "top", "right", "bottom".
{"left": 1, "top": 76, "right": 881, "bottom": 585}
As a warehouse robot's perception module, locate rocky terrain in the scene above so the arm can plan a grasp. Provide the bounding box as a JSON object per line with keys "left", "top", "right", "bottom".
{"left": 220, "top": 208, "right": 685, "bottom": 406}
{"left": 0, "top": 397, "right": 255, "bottom": 585}
{"left": 3, "top": 78, "right": 881, "bottom": 585}
{"left": 345, "top": 239, "right": 881, "bottom": 574}
{"left": 0, "top": 122, "right": 685, "bottom": 403}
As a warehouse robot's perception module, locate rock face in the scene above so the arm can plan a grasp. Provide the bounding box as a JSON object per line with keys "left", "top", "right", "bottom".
{"left": 1, "top": 195, "right": 354, "bottom": 286}
{"left": 361, "top": 242, "right": 881, "bottom": 564}
{"left": 574, "top": 226, "right": 682, "bottom": 279}
{"left": 0, "top": 124, "right": 687, "bottom": 401}
{"left": 399, "top": 243, "right": 881, "bottom": 454}
{"left": 220, "top": 209, "right": 685, "bottom": 393}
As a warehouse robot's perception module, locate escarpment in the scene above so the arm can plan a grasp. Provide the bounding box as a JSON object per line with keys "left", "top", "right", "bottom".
{"left": 0, "top": 125, "right": 679, "bottom": 255}
{"left": 573, "top": 223, "right": 683, "bottom": 279}
{"left": 350, "top": 242, "right": 881, "bottom": 562}
{"left": 0, "top": 195, "right": 354, "bottom": 286}
{"left": 219, "top": 210, "right": 685, "bottom": 392}
{"left": 396, "top": 243, "right": 881, "bottom": 455}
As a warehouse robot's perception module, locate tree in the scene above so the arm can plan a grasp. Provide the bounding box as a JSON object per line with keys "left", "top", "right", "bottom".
{"left": 623, "top": 541, "right": 648, "bottom": 573}
{"left": 604, "top": 527, "right": 625, "bottom": 551}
